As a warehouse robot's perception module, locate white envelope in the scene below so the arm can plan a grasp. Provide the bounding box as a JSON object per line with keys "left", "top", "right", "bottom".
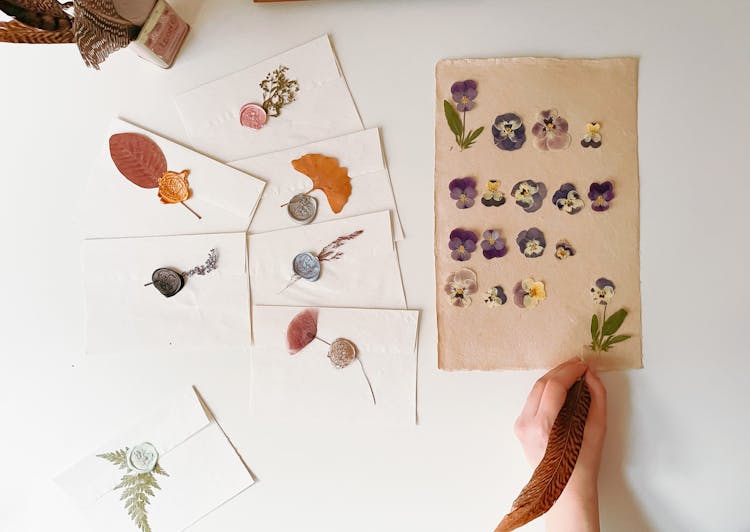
{"left": 174, "top": 35, "right": 363, "bottom": 162}
{"left": 85, "top": 232, "right": 250, "bottom": 354}
{"left": 252, "top": 306, "right": 420, "bottom": 425}
{"left": 230, "top": 128, "right": 405, "bottom": 240}
{"left": 82, "top": 118, "right": 265, "bottom": 239}
{"left": 56, "top": 387, "right": 254, "bottom": 532}
{"left": 248, "top": 211, "right": 406, "bottom": 309}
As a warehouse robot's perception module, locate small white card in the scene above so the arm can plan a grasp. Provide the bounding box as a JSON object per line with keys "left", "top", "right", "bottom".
{"left": 84, "top": 232, "right": 250, "bottom": 354}
{"left": 55, "top": 387, "right": 254, "bottom": 532}
{"left": 252, "top": 306, "right": 419, "bottom": 425}
{"left": 82, "top": 118, "right": 265, "bottom": 239}
{"left": 248, "top": 211, "right": 406, "bottom": 309}
{"left": 175, "top": 35, "right": 363, "bottom": 162}
{"left": 230, "top": 129, "right": 404, "bottom": 240}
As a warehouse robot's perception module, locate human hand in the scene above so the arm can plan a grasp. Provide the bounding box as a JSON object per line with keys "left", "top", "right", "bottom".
{"left": 513, "top": 358, "right": 607, "bottom": 532}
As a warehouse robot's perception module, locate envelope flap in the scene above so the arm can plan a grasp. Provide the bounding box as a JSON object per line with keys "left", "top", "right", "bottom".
{"left": 253, "top": 306, "right": 419, "bottom": 355}
{"left": 56, "top": 388, "right": 211, "bottom": 506}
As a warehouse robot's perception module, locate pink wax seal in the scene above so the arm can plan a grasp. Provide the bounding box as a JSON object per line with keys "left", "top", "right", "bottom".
{"left": 240, "top": 103, "right": 268, "bottom": 130}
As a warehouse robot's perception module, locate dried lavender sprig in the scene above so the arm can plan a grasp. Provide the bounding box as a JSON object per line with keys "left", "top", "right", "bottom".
{"left": 184, "top": 249, "right": 218, "bottom": 278}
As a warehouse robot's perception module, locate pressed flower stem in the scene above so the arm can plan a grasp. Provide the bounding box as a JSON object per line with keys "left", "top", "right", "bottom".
{"left": 460, "top": 110, "right": 466, "bottom": 150}
{"left": 279, "top": 190, "right": 313, "bottom": 208}
{"left": 357, "top": 356, "right": 376, "bottom": 405}
{"left": 181, "top": 202, "right": 202, "bottom": 219}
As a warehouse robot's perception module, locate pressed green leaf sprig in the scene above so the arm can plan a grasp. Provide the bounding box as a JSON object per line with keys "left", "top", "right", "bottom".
{"left": 98, "top": 443, "right": 169, "bottom": 532}
{"left": 444, "top": 80, "right": 485, "bottom": 151}
{"left": 589, "top": 278, "right": 632, "bottom": 353}
{"left": 260, "top": 65, "right": 300, "bottom": 118}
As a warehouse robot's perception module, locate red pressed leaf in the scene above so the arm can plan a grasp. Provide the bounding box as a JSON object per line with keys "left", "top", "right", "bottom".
{"left": 286, "top": 308, "right": 318, "bottom": 354}
{"left": 109, "top": 133, "right": 167, "bottom": 189}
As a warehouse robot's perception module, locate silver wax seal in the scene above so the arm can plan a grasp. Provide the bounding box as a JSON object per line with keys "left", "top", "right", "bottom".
{"left": 151, "top": 268, "right": 185, "bottom": 298}
{"left": 292, "top": 252, "right": 321, "bottom": 282}
{"left": 328, "top": 338, "right": 357, "bottom": 368}
{"left": 287, "top": 193, "right": 317, "bottom": 224}
{"left": 126, "top": 442, "right": 159, "bottom": 473}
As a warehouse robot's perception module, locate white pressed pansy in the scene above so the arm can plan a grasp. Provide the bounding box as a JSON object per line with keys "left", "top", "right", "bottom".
{"left": 524, "top": 239, "right": 544, "bottom": 257}
{"left": 593, "top": 285, "right": 615, "bottom": 305}
{"left": 444, "top": 268, "right": 478, "bottom": 308}
{"left": 516, "top": 278, "right": 546, "bottom": 308}
{"left": 513, "top": 181, "right": 538, "bottom": 205}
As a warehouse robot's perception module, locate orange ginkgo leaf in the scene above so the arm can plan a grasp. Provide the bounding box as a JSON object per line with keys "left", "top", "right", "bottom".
{"left": 291, "top": 154, "right": 352, "bottom": 214}
{"left": 109, "top": 133, "right": 167, "bottom": 189}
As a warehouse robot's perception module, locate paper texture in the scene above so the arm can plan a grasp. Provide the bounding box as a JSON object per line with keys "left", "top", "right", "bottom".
{"left": 435, "top": 57, "right": 642, "bottom": 370}
{"left": 175, "top": 35, "right": 363, "bottom": 162}
{"left": 230, "top": 129, "right": 404, "bottom": 240}
{"left": 252, "top": 306, "right": 419, "bottom": 425}
{"left": 83, "top": 118, "right": 265, "bottom": 239}
{"left": 84, "top": 232, "right": 250, "bottom": 354}
{"left": 248, "top": 211, "right": 406, "bottom": 309}
{"left": 55, "top": 387, "right": 254, "bottom": 532}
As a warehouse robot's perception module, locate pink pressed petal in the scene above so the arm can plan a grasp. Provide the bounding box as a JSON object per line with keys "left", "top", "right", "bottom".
{"left": 547, "top": 131, "right": 571, "bottom": 150}
{"left": 534, "top": 136, "right": 550, "bottom": 151}
{"left": 465, "top": 280, "right": 478, "bottom": 293}
{"left": 531, "top": 122, "right": 545, "bottom": 137}
{"left": 454, "top": 269, "right": 476, "bottom": 284}
{"left": 555, "top": 116, "right": 569, "bottom": 133}
{"left": 444, "top": 283, "right": 455, "bottom": 295}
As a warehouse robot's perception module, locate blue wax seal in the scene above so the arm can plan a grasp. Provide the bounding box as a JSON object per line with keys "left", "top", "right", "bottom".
{"left": 292, "top": 252, "right": 321, "bottom": 282}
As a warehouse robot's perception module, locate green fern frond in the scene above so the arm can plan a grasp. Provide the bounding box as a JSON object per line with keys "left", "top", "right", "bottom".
{"left": 96, "top": 448, "right": 128, "bottom": 470}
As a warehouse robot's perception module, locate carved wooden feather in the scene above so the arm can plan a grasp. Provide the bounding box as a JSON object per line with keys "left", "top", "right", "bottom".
{"left": 0, "top": 0, "right": 72, "bottom": 31}
{"left": 495, "top": 377, "right": 591, "bottom": 532}
{"left": 0, "top": 19, "right": 74, "bottom": 43}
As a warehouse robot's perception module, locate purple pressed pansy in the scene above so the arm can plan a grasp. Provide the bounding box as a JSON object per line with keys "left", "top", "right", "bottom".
{"left": 484, "top": 285, "right": 507, "bottom": 307}
{"left": 492, "top": 113, "right": 526, "bottom": 151}
{"left": 516, "top": 227, "right": 546, "bottom": 258}
{"left": 449, "top": 177, "right": 477, "bottom": 209}
{"left": 591, "top": 278, "right": 615, "bottom": 305}
{"left": 511, "top": 180, "right": 547, "bottom": 213}
{"left": 588, "top": 181, "right": 615, "bottom": 211}
{"left": 480, "top": 229, "right": 507, "bottom": 259}
{"left": 552, "top": 183, "right": 585, "bottom": 214}
{"left": 531, "top": 109, "right": 571, "bottom": 151}
{"left": 449, "top": 228, "right": 478, "bottom": 261}
{"left": 555, "top": 240, "right": 576, "bottom": 260}
{"left": 451, "top": 80, "right": 478, "bottom": 112}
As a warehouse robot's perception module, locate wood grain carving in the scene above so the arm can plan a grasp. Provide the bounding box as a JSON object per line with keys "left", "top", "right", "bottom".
{"left": 495, "top": 377, "right": 591, "bottom": 532}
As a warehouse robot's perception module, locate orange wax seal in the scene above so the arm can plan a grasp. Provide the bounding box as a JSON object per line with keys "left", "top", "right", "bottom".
{"left": 158, "top": 170, "right": 191, "bottom": 204}
{"left": 240, "top": 103, "right": 268, "bottom": 130}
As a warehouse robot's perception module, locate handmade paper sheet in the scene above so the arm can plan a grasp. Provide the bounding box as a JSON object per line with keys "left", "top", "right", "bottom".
{"left": 56, "top": 388, "right": 254, "bottom": 532}
{"left": 435, "top": 57, "right": 642, "bottom": 370}
{"left": 231, "top": 128, "right": 404, "bottom": 240}
{"left": 84, "top": 232, "right": 250, "bottom": 354}
{"left": 175, "top": 35, "right": 363, "bottom": 162}
{"left": 252, "top": 306, "right": 419, "bottom": 425}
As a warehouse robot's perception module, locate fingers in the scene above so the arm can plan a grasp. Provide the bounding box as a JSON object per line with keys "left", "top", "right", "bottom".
{"left": 520, "top": 358, "right": 582, "bottom": 418}
{"left": 584, "top": 369, "right": 607, "bottom": 439}
{"left": 535, "top": 359, "right": 588, "bottom": 423}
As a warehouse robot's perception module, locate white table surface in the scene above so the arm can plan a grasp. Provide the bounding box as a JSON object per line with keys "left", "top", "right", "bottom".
{"left": 1, "top": 1, "right": 748, "bottom": 531}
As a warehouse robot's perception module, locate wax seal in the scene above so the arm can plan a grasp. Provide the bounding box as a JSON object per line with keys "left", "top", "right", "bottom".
{"left": 240, "top": 103, "right": 268, "bottom": 130}
{"left": 292, "top": 252, "right": 321, "bottom": 282}
{"left": 151, "top": 268, "right": 185, "bottom": 297}
{"left": 287, "top": 193, "right": 317, "bottom": 224}
{"left": 328, "top": 338, "right": 357, "bottom": 369}
{"left": 126, "top": 442, "right": 159, "bottom": 474}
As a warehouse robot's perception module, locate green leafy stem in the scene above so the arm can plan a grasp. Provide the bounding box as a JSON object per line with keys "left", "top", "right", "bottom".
{"left": 590, "top": 306, "right": 632, "bottom": 353}
{"left": 443, "top": 100, "right": 484, "bottom": 151}
{"left": 98, "top": 449, "right": 169, "bottom": 532}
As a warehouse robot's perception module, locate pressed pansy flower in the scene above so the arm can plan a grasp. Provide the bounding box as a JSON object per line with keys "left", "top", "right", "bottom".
{"left": 516, "top": 227, "right": 546, "bottom": 258}
{"left": 444, "top": 268, "right": 478, "bottom": 308}
{"left": 449, "top": 228, "right": 478, "bottom": 261}
{"left": 481, "top": 179, "right": 506, "bottom": 207}
{"left": 531, "top": 109, "right": 572, "bottom": 151}
{"left": 492, "top": 113, "right": 526, "bottom": 151}
{"left": 552, "top": 183, "right": 584, "bottom": 214}
{"left": 511, "top": 180, "right": 547, "bottom": 213}
{"left": 484, "top": 285, "right": 507, "bottom": 308}
{"left": 449, "top": 177, "right": 477, "bottom": 209}
{"left": 581, "top": 122, "right": 602, "bottom": 148}
{"left": 591, "top": 277, "right": 615, "bottom": 305}
{"left": 513, "top": 278, "right": 547, "bottom": 309}
{"left": 555, "top": 240, "right": 576, "bottom": 260}
{"left": 480, "top": 229, "right": 508, "bottom": 259}
{"left": 451, "top": 80, "right": 478, "bottom": 112}
{"left": 588, "top": 181, "right": 615, "bottom": 211}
